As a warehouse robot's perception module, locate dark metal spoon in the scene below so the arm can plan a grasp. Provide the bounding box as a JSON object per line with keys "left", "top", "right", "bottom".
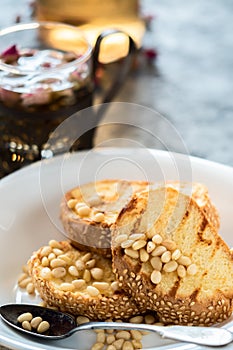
{"left": 0, "top": 303, "right": 232, "bottom": 347}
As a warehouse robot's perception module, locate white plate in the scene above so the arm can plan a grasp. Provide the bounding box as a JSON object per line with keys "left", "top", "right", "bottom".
{"left": 0, "top": 148, "right": 233, "bottom": 350}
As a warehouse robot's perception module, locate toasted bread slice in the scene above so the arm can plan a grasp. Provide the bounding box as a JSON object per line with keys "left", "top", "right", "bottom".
{"left": 112, "top": 185, "right": 233, "bottom": 326}
{"left": 28, "top": 240, "right": 141, "bottom": 320}
{"left": 60, "top": 180, "right": 219, "bottom": 258}
{"left": 60, "top": 179, "right": 149, "bottom": 257}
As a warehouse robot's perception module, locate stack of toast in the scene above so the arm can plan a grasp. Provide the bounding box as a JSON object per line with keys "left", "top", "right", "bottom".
{"left": 28, "top": 179, "right": 233, "bottom": 326}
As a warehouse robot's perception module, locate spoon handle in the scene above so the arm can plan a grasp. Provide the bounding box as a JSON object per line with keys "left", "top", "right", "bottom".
{"left": 74, "top": 322, "right": 233, "bottom": 347}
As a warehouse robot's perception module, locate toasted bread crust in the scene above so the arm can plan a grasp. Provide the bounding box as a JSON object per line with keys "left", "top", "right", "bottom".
{"left": 112, "top": 186, "right": 233, "bottom": 326}
{"left": 60, "top": 180, "right": 219, "bottom": 258}
{"left": 28, "top": 240, "right": 142, "bottom": 320}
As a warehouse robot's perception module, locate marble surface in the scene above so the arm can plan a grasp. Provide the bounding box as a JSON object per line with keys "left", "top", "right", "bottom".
{"left": 96, "top": 0, "right": 233, "bottom": 166}
{"left": 0, "top": 1, "right": 233, "bottom": 349}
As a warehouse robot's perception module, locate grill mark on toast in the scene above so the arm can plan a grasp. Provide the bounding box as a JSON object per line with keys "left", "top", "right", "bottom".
{"left": 168, "top": 280, "right": 180, "bottom": 297}
{"left": 190, "top": 288, "right": 200, "bottom": 301}
{"left": 197, "top": 217, "right": 212, "bottom": 244}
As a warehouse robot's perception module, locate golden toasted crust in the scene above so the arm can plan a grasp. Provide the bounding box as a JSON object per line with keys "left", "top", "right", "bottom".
{"left": 60, "top": 180, "right": 219, "bottom": 258}
{"left": 60, "top": 179, "right": 149, "bottom": 257}
{"left": 112, "top": 186, "right": 233, "bottom": 326}
{"left": 166, "top": 182, "right": 220, "bottom": 230}
{"left": 28, "top": 240, "right": 141, "bottom": 320}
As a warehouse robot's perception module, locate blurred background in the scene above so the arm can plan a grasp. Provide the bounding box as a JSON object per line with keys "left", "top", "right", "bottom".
{"left": 1, "top": 0, "right": 233, "bottom": 166}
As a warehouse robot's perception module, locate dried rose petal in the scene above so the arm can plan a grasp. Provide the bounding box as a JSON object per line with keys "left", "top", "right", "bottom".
{"left": 21, "top": 87, "right": 52, "bottom": 106}
{"left": 0, "top": 44, "right": 20, "bottom": 64}
{"left": 144, "top": 48, "right": 158, "bottom": 61}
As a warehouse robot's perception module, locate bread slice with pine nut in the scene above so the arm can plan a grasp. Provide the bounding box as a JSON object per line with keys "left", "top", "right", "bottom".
{"left": 111, "top": 184, "right": 233, "bottom": 326}
{"left": 28, "top": 240, "right": 142, "bottom": 321}
{"left": 60, "top": 179, "right": 150, "bottom": 258}
{"left": 60, "top": 180, "right": 219, "bottom": 258}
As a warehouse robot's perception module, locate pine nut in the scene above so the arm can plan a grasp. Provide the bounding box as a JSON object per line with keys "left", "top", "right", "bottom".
{"left": 150, "top": 256, "right": 162, "bottom": 271}
{"left": 177, "top": 256, "right": 192, "bottom": 266}
{"left": 31, "top": 316, "right": 43, "bottom": 329}
{"left": 113, "top": 339, "right": 124, "bottom": 350}
{"left": 40, "top": 246, "right": 52, "bottom": 257}
{"left": 132, "top": 239, "right": 147, "bottom": 251}
{"left": 177, "top": 264, "right": 186, "bottom": 278}
{"left": 17, "top": 312, "right": 33, "bottom": 323}
{"left": 83, "top": 269, "right": 91, "bottom": 282}
{"left": 96, "top": 331, "right": 106, "bottom": 343}
{"left": 22, "top": 265, "right": 29, "bottom": 273}
{"left": 161, "top": 250, "right": 171, "bottom": 263}
{"left": 49, "top": 240, "right": 62, "bottom": 249}
{"left": 53, "top": 248, "right": 63, "bottom": 256}
{"left": 144, "top": 314, "right": 156, "bottom": 324}
{"left": 139, "top": 248, "right": 149, "bottom": 262}
{"left": 187, "top": 264, "right": 198, "bottom": 275}
{"left": 150, "top": 270, "right": 162, "bottom": 284}
{"left": 86, "top": 259, "right": 96, "bottom": 268}
{"left": 67, "top": 199, "right": 77, "bottom": 209}
{"left": 128, "top": 233, "right": 146, "bottom": 241}
{"left": 93, "top": 282, "right": 110, "bottom": 291}
{"left": 132, "top": 339, "right": 142, "bottom": 349}
{"left": 59, "top": 282, "right": 75, "bottom": 292}
{"left": 37, "top": 320, "right": 50, "bottom": 333}
{"left": 94, "top": 212, "right": 105, "bottom": 222}
{"left": 122, "top": 340, "right": 134, "bottom": 350}
{"left": 81, "top": 252, "right": 92, "bottom": 262}
{"left": 50, "top": 258, "right": 67, "bottom": 268}
{"left": 59, "top": 254, "right": 73, "bottom": 264}
{"left": 18, "top": 277, "right": 32, "bottom": 288}
{"left": 52, "top": 267, "right": 67, "bottom": 278}
{"left": 111, "top": 281, "right": 119, "bottom": 292}
{"left": 106, "top": 334, "right": 116, "bottom": 344}
{"left": 163, "top": 260, "right": 178, "bottom": 272}
{"left": 151, "top": 245, "right": 167, "bottom": 256}
{"left": 147, "top": 241, "right": 156, "bottom": 253}
{"left": 40, "top": 267, "right": 52, "bottom": 279}
{"left": 41, "top": 256, "right": 49, "bottom": 267}
{"left": 68, "top": 265, "right": 79, "bottom": 277}
{"left": 162, "top": 239, "right": 177, "bottom": 251}
{"left": 75, "top": 260, "right": 85, "bottom": 270}
{"left": 26, "top": 282, "right": 35, "bottom": 294}
{"left": 22, "top": 320, "right": 32, "bottom": 331}
{"left": 121, "top": 240, "right": 134, "bottom": 249}
{"left": 115, "top": 331, "right": 131, "bottom": 340}
{"left": 91, "top": 267, "right": 104, "bottom": 280}
{"left": 115, "top": 234, "right": 128, "bottom": 244}
{"left": 124, "top": 248, "right": 139, "bottom": 259}
{"left": 72, "top": 279, "right": 86, "bottom": 289}
{"left": 91, "top": 343, "right": 105, "bottom": 350}
{"left": 152, "top": 234, "right": 163, "bottom": 244}
{"left": 130, "top": 329, "right": 142, "bottom": 340}
{"left": 77, "top": 205, "right": 91, "bottom": 217}
{"left": 87, "top": 285, "right": 100, "bottom": 296}
{"left": 129, "top": 315, "right": 144, "bottom": 324}
{"left": 106, "top": 345, "right": 116, "bottom": 350}
{"left": 76, "top": 316, "right": 90, "bottom": 325}
{"left": 18, "top": 273, "right": 28, "bottom": 283}
{"left": 171, "top": 249, "right": 182, "bottom": 260}
{"left": 48, "top": 252, "right": 56, "bottom": 260}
